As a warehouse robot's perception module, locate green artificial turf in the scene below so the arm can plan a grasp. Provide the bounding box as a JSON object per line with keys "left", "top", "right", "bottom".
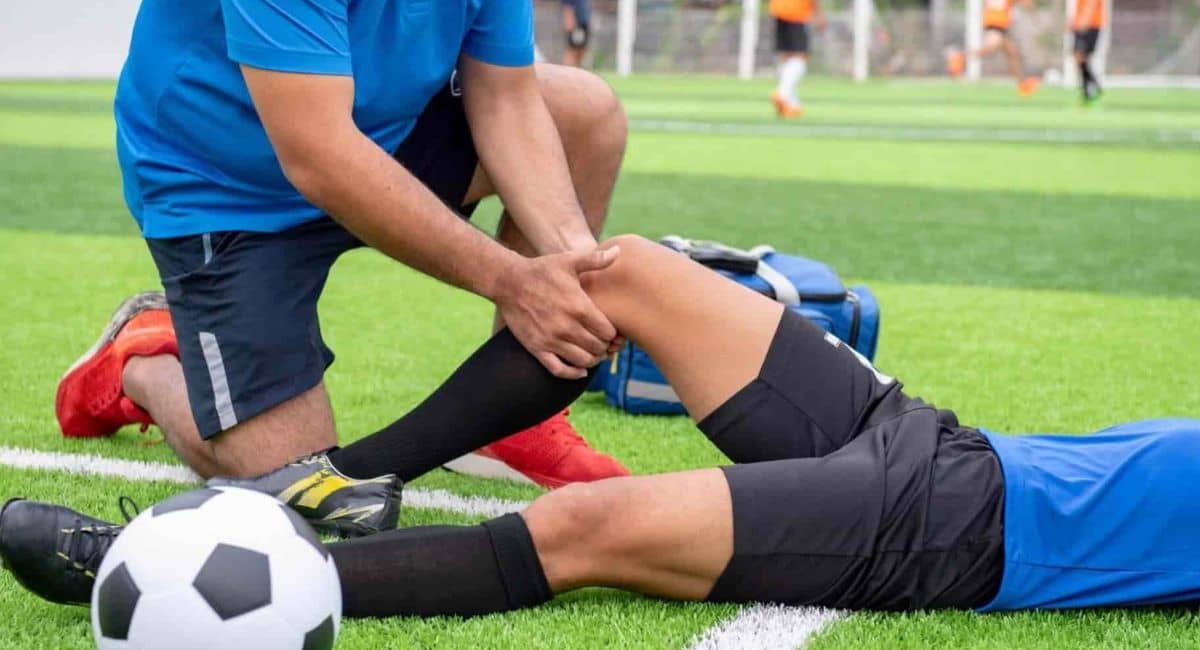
{"left": 0, "top": 75, "right": 1197, "bottom": 648}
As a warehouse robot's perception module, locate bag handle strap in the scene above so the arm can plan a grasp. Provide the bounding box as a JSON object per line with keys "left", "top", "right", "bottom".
{"left": 660, "top": 236, "right": 801, "bottom": 306}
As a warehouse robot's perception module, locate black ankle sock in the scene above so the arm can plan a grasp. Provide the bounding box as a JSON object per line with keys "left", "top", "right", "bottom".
{"left": 329, "top": 513, "right": 552, "bottom": 617}
{"left": 328, "top": 328, "right": 595, "bottom": 481}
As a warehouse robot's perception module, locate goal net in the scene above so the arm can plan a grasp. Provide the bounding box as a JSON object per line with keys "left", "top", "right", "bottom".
{"left": 531, "top": 0, "right": 1200, "bottom": 88}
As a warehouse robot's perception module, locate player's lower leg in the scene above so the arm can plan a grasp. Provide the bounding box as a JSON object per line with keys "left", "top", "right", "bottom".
{"left": 1076, "top": 53, "right": 1101, "bottom": 102}
{"left": 772, "top": 54, "right": 806, "bottom": 117}
{"left": 447, "top": 64, "right": 630, "bottom": 488}
{"left": 328, "top": 468, "right": 733, "bottom": 617}
{"left": 1002, "top": 42, "right": 1040, "bottom": 96}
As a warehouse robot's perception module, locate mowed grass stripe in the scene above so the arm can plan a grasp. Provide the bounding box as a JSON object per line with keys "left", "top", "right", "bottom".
{"left": 628, "top": 118, "right": 1200, "bottom": 146}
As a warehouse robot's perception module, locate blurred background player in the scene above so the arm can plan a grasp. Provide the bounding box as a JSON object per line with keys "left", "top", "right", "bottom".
{"left": 561, "top": 0, "right": 592, "bottom": 67}
{"left": 1072, "top": 0, "right": 1105, "bottom": 105}
{"left": 769, "top": 0, "right": 826, "bottom": 118}
{"left": 947, "top": 0, "right": 1041, "bottom": 96}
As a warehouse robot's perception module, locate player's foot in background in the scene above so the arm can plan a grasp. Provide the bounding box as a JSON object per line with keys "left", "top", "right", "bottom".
{"left": 1017, "top": 76, "right": 1041, "bottom": 97}
{"left": 946, "top": 49, "right": 966, "bottom": 77}
{"left": 55, "top": 292, "right": 177, "bottom": 438}
{"left": 771, "top": 91, "right": 804, "bottom": 119}
{"left": 208, "top": 454, "right": 401, "bottom": 538}
{"left": 443, "top": 410, "right": 630, "bottom": 489}
{"left": 0, "top": 498, "right": 126, "bottom": 605}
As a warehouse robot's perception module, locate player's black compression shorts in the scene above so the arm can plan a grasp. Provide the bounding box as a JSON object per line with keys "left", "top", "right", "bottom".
{"left": 699, "top": 310, "right": 1006, "bottom": 610}
{"left": 1074, "top": 28, "right": 1100, "bottom": 55}
{"left": 775, "top": 19, "right": 810, "bottom": 54}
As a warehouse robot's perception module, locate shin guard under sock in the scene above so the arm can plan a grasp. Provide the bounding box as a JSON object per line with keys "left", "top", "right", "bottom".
{"left": 330, "top": 513, "right": 552, "bottom": 618}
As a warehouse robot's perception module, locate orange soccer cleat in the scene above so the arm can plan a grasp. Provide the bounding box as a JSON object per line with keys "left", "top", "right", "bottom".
{"left": 1018, "top": 76, "right": 1042, "bottom": 97}
{"left": 771, "top": 91, "right": 805, "bottom": 119}
{"left": 443, "top": 410, "right": 630, "bottom": 488}
{"left": 55, "top": 292, "right": 178, "bottom": 438}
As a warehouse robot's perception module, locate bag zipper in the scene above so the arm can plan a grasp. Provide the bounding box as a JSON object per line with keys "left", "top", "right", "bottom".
{"left": 846, "top": 290, "right": 862, "bottom": 348}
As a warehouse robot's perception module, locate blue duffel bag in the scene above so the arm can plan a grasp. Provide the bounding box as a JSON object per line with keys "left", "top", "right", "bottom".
{"left": 589, "top": 236, "right": 880, "bottom": 415}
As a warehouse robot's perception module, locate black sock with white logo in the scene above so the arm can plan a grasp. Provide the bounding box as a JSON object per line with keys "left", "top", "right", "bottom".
{"left": 329, "top": 513, "right": 552, "bottom": 617}
{"left": 328, "top": 328, "right": 595, "bottom": 482}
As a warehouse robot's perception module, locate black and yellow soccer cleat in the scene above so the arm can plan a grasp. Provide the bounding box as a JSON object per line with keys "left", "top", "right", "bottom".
{"left": 208, "top": 454, "right": 401, "bottom": 538}
{"left": 0, "top": 498, "right": 125, "bottom": 606}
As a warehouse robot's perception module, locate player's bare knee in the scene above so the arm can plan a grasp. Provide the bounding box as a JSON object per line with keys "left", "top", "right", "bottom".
{"left": 581, "top": 234, "right": 654, "bottom": 296}
{"left": 524, "top": 481, "right": 620, "bottom": 559}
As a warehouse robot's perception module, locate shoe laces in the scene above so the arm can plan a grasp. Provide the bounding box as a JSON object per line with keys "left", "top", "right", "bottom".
{"left": 531, "top": 410, "right": 587, "bottom": 449}
{"left": 61, "top": 497, "right": 140, "bottom": 576}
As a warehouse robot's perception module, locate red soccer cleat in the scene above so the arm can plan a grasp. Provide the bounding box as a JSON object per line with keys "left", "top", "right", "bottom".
{"left": 443, "top": 410, "right": 630, "bottom": 488}
{"left": 55, "top": 292, "right": 178, "bottom": 438}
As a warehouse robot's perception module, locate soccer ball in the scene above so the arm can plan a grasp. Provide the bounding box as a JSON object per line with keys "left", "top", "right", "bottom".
{"left": 91, "top": 487, "right": 341, "bottom": 650}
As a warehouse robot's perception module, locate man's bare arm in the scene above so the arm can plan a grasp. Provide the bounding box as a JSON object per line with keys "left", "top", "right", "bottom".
{"left": 241, "top": 66, "right": 616, "bottom": 378}
{"left": 458, "top": 56, "right": 596, "bottom": 255}
{"left": 241, "top": 67, "right": 517, "bottom": 300}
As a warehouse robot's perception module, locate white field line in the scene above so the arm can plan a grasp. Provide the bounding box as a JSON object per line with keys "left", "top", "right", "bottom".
{"left": 688, "top": 605, "right": 847, "bottom": 650}
{"left": 629, "top": 118, "right": 1200, "bottom": 145}
{"left": 0, "top": 446, "right": 849, "bottom": 648}
{"left": 0, "top": 447, "right": 529, "bottom": 519}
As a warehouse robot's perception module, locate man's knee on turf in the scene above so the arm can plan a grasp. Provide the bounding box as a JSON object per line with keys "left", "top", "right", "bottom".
{"left": 522, "top": 480, "right": 628, "bottom": 590}
{"left": 538, "top": 66, "right": 627, "bottom": 162}
{"left": 209, "top": 383, "right": 337, "bottom": 477}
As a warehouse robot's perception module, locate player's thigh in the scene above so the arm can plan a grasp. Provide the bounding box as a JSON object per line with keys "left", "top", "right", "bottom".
{"left": 524, "top": 467, "right": 732, "bottom": 600}
{"left": 462, "top": 63, "right": 623, "bottom": 206}
{"left": 585, "top": 235, "right": 899, "bottom": 452}
{"left": 981, "top": 29, "right": 1004, "bottom": 51}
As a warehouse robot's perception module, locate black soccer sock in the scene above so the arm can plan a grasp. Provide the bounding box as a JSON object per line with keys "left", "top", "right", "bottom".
{"left": 1078, "top": 61, "right": 1097, "bottom": 98}
{"left": 329, "top": 513, "right": 552, "bottom": 617}
{"left": 328, "top": 328, "right": 594, "bottom": 481}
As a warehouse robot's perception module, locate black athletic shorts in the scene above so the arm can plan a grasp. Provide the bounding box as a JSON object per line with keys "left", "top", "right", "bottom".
{"left": 145, "top": 79, "right": 478, "bottom": 439}
{"left": 985, "top": 26, "right": 1009, "bottom": 37}
{"left": 776, "top": 19, "right": 810, "bottom": 54}
{"left": 700, "top": 311, "right": 1005, "bottom": 610}
{"left": 1074, "top": 28, "right": 1100, "bottom": 55}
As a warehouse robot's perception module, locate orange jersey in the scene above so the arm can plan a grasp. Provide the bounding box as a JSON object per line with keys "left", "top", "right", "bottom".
{"left": 983, "top": 0, "right": 1015, "bottom": 29}
{"left": 770, "top": 0, "right": 815, "bottom": 23}
{"left": 1073, "top": 0, "right": 1105, "bottom": 29}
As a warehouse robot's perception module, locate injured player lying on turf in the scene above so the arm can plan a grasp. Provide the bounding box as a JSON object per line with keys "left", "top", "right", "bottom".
{"left": 2, "top": 234, "right": 1199, "bottom": 616}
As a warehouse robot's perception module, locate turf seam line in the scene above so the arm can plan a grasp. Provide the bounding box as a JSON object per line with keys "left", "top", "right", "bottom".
{"left": 629, "top": 118, "right": 1200, "bottom": 145}
{"left": 686, "top": 604, "right": 847, "bottom": 650}
{"left": 0, "top": 447, "right": 529, "bottom": 519}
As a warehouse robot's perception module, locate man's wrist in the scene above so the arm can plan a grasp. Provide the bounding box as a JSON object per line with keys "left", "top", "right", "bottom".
{"left": 478, "top": 247, "right": 525, "bottom": 303}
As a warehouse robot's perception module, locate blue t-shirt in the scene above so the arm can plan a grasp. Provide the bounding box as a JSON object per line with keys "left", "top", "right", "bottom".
{"left": 115, "top": 0, "right": 533, "bottom": 238}
{"left": 980, "top": 419, "right": 1200, "bottom": 611}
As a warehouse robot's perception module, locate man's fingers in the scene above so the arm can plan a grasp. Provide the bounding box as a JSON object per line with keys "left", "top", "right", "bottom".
{"left": 537, "top": 351, "right": 586, "bottom": 380}
{"left": 572, "top": 245, "right": 620, "bottom": 275}
{"left": 608, "top": 335, "right": 627, "bottom": 354}
{"left": 553, "top": 341, "right": 600, "bottom": 370}
{"left": 577, "top": 301, "right": 618, "bottom": 345}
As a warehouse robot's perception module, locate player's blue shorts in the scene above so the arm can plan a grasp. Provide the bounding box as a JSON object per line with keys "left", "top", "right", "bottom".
{"left": 562, "top": 0, "right": 591, "bottom": 27}
{"left": 145, "top": 81, "right": 478, "bottom": 439}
